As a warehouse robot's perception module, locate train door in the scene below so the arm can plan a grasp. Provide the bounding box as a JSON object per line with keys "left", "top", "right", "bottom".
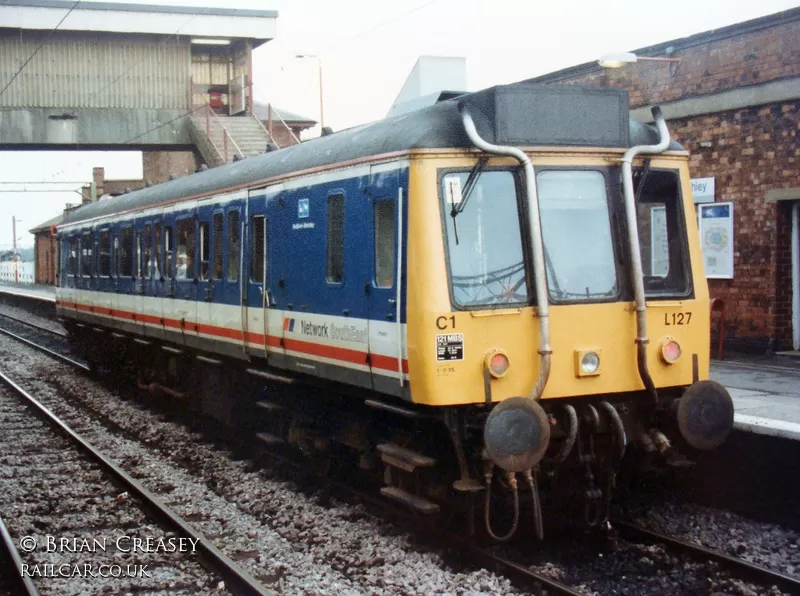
{"left": 95, "top": 225, "right": 114, "bottom": 322}
{"left": 220, "top": 200, "right": 245, "bottom": 353}
{"left": 151, "top": 214, "right": 166, "bottom": 340}
{"left": 161, "top": 209, "right": 178, "bottom": 339}
{"left": 113, "top": 222, "right": 135, "bottom": 326}
{"left": 75, "top": 229, "right": 91, "bottom": 312}
{"left": 245, "top": 191, "right": 270, "bottom": 359}
{"left": 195, "top": 198, "right": 215, "bottom": 341}
{"left": 142, "top": 219, "right": 160, "bottom": 338}
{"left": 173, "top": 204, "right": 198, "bottom": 344}
{"left": 366, "top": 167, "right": 405, "bottom": 393}
{"left": 133, "top": 217, "right": 147, "bottom": 334}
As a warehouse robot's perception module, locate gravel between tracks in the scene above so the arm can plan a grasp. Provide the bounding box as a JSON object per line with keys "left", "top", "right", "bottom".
{"left": 0, "top": 327, "right": 520, "bottom": 595}
{"left": 0, "top": 388, "right": 220, "bottom": 595}
{"left": 631, "top": 499, "right": 800, "bottom": 580}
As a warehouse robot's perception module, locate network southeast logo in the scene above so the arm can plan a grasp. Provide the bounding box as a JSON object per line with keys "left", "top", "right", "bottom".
{"left": 284, "top": 317, "right": 367, "bottom": 343}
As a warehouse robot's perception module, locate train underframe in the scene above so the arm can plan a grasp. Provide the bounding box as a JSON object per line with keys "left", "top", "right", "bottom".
{"left": 67, "top": 322, "right": 733, "bottom": 541}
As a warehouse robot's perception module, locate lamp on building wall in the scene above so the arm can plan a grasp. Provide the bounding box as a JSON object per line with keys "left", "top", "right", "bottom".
{"left": 191, "top": 38, "right": 231, "bottom": 45}
{"left": 296, "top": 54, "right": 324, "bottom": 131}
{"left": 598, "top": 52, "right": 681, "bottom": 68}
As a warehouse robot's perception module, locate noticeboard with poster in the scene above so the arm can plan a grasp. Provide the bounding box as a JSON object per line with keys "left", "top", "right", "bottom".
{"left": 698, "top": 202, "right": 734, "bottom": 279}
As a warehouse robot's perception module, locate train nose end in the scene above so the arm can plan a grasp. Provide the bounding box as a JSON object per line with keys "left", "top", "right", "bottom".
{"left": 484, "top": 396, "right": 551, "bottom": 472}
{"left": 677, "top": 380, "right": 734, "bottom": 450}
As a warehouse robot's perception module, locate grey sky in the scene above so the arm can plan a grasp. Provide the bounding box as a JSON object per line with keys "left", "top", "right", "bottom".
{"left": 2, "top": 0, "right": 798, "bottom": 249}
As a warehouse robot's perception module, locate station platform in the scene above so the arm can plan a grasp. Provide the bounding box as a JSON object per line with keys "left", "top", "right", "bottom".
{"left": 0, "top": 281, "right": 55, "bottom": 303}
{"left": 711, "top": 356, "right": 800, "bottom": 441}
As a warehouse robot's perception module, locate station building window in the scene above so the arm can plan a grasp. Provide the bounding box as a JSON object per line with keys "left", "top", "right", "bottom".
{"left": 326, "top": 194, "right": 344, "bottom": 283}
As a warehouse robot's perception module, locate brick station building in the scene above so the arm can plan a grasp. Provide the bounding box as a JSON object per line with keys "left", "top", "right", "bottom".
{"left": 528, "top": 8, "right": 800, "bottom": 353}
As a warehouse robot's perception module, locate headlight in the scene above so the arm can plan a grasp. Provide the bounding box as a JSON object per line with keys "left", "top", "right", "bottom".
{"left": 485, "top": 350, "right": 510, "bottom": 378}
{"left": 581, "top": 351, "right": 600, "bottom": 374}
{"left": 574, "top": 349, "right": 602, "bottom": 377}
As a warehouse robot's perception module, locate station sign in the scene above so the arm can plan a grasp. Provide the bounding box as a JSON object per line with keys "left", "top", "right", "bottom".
{"left": 691, "top": 177, "right": 715, "bottom": 203}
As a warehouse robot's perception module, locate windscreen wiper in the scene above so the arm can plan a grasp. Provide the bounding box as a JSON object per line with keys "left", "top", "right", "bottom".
{"left": 451, "top": 157, "right": 488, "bottom": 218}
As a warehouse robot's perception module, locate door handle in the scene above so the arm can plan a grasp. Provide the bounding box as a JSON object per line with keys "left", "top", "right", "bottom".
{"left": 388, "top": 298, "right": 396, "bottom": 305}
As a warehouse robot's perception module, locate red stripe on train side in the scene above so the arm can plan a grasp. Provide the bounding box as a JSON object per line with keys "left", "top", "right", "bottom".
{"left": 57, "top": 299, "right": 408, "bottom": 373}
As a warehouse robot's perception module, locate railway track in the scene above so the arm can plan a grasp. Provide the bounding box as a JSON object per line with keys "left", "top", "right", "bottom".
{"left": 0, "top": 312, "right": 67, "bottom": 339}
{"left": 1, "top": 316, "right": 797, "bottom": 594}
{"left": 0, "top": 372, "right": 270, "bottom": 596}
{"left": 613, "top": 519, "right": 800, "bottom": 594}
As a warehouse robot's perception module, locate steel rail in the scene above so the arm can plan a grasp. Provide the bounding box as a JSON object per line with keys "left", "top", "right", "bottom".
{"left": 614, "top": 519, "right": 800, "bottom": 593}
{"left": 0, "top": 312, "right": 68, "bottom": 338}
{"left": 249, "top": 440, "right": 580, "bottom": 595}
{"left": 0, "top": 372, "right": 271, "bottom": 596}
{"left": 0, "top": 515, "right": 39, "bottom": 595}
{"left": 0, "top": 325, "right": 89, "bottom": 372}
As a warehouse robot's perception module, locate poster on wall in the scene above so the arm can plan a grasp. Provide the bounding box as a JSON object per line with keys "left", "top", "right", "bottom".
{"left": 698, "top": 202, "right": 734, "bottom": 279}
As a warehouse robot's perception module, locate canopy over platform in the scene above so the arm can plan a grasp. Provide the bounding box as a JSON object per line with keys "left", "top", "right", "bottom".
{"left": 0, "top": 0, "right": 277, "bottom": 46}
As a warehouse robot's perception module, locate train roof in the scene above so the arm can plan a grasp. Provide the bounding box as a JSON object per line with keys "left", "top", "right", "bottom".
{"left": 61, "top": 82, "right": 685, "bottom": 227}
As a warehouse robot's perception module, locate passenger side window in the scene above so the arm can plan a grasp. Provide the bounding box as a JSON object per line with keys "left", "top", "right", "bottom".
{"left": 373, "top": 200, "right": 395, "bottom": 288}
{"left": 212, "top": 213, "right": 223, "bottom": 280}
{"left": 176, "top": 218, "right": 194, "bottom": 279}
{"left": 227, "top": 211, "right": 240, "bottom": 281}
{"left": 250, "top": 215, "right": 265, "bottom": 283}
{"left": 165, "top": 226, "right": 174, "bottom": 279}
{"left": 199, "top": 221, "right": 210, "bottom": 280}
{"left": 68, "top": 236, "right": 78, "bottom": 276}
{"left": 99, "top": 230, "right": 111, "bottom": 277}
{"left": 154, "top": 223, "right": 163, "bottom": 280}
{"left": 136, "top": 231, "right": 143, "bottom": 278}
{"left": 116, "top": 227, "right": 133, "bottom": 277}
{"left": 143, "top": 224, "right": 152, "bottom": 279}
{"left": 326, "top": 194, "right": 344, "bottom": 283}
{"left": 81, "top": 232, "right": 93, "bottom": 277}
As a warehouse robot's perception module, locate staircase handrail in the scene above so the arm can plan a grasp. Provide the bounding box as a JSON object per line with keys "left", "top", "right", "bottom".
{"left": 197, "top": 104, "right": 245, "bottom": 164}
{"left": 251, "top": 110, "right": 285, "bottom": 149}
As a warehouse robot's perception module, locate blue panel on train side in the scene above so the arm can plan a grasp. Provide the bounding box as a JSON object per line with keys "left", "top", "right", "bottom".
{"left": 61, "top": 166, "right": 410, "bottom": 326}
{"left": 276, "top": 174, "right": 371, "bottom": 320}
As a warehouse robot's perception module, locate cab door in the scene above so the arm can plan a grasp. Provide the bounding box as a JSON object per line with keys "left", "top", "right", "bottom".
{"left": 367, "top": 167, "right": 405, "bottom": 393}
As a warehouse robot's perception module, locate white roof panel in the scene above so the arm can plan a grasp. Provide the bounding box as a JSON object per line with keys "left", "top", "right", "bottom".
{"left": 0, "top": 0, "right": 277, "bottom": 45}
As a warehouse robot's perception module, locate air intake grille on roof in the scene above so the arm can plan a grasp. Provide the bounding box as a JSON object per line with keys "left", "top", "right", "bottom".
{"left": 462, "top": 84, "right": 630, "bottom": 148}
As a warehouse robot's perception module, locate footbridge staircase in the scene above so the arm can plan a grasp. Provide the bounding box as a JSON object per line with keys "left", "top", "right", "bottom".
{"left": 189, "top": 106, "right": 277, "bottom": 168}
